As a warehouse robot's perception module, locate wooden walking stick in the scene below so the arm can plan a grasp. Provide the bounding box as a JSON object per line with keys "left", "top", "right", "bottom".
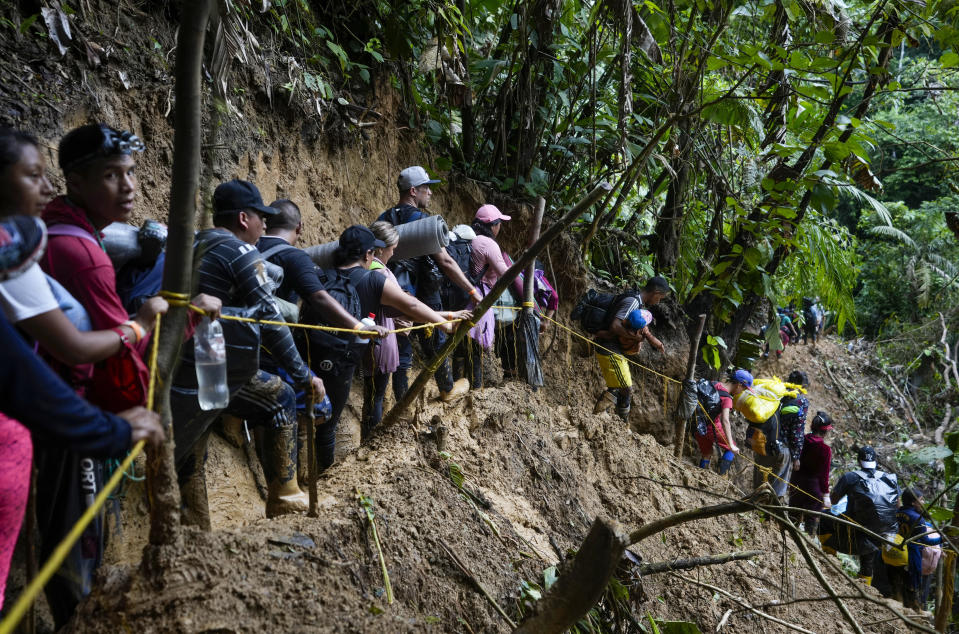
{"left": 307, "top": 395, "right": 318, "bottom": 518}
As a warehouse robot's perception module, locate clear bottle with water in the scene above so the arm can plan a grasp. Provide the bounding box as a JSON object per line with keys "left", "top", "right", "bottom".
{"left": 355, "top": 313, "right": 377, "bottom": 345}
{"left": 195, "top": 316, "right": 229, "bottom": 410}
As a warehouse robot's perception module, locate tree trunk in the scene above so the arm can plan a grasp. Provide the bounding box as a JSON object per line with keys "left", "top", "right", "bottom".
{"left": 146, "top": 0, "right": 212, "bottom": 547}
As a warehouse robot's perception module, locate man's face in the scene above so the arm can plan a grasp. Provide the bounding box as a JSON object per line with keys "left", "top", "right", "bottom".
{"left": 239, "top": 210, "right": 267, "bottom": 244}
{"left": 68, "top": 154, "right": 137, "bottom": 225}
{"left": 413, "top": 184, "right": 432, "bottom": 208}
{"left": 645, "top": 290, "right": 667, "bottom": 306}
{"left": 2, "top": 143, "right": 54, "bottom": 216}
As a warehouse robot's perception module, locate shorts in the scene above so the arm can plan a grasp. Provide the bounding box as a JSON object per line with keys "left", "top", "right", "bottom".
{"left": 596, "top": 352, "right": 631, "bottom": 389}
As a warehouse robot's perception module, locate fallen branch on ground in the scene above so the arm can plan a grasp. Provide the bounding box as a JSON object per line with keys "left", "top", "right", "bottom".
{"left": 638, "top": 550, "right": 763, "bottom": 576}
{"left": 670, "top": 572, "right": 815, "bottom": 634}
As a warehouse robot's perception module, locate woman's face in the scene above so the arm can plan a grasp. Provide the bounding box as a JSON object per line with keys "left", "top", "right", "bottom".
{"left": 492, "top": 221, "right": 502, "bottom": 237}
{"left": 377, "top": 243, "right": 397, "bottom": 262}
{"left": 1, "top": 143, "right": 54, "bottom": 217}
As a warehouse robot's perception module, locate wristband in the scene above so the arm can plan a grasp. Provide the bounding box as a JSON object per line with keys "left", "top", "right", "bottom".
{"left": 112, "top": 327, "right": 131, "bottom": 346}
{"left": 123, "top": 320, "right": 145, "bottom": 343}
{"left": 469, "top": 287, "right": 481, "bottom": 300}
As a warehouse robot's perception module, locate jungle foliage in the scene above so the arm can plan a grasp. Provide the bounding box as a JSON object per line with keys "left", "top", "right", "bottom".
{"left": 235, "top": 0, "right": 959, "bottom": 370}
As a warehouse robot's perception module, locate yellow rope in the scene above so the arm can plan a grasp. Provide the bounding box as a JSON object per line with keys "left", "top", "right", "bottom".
{"left": 0, "top": 313, "right": 164, "bottom": 634}
{"left": 163, "top": 297, "right": 461, "bottom": 336}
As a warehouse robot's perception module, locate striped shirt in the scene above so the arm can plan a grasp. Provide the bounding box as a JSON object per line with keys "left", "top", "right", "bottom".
{"left": 195, "top": 228, "right": 310, "bottom": 386}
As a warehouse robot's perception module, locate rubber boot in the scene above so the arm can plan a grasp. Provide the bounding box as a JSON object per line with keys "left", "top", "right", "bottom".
{"left": 859, "top": 575, "right": 873, "bottom": 586}
{"left": 698, "top": 459, "right": 710, "bottom": 469}
{"left": 440, "top": 377, "right": 470, "bottom": 402}
{"left": 592, "top": 390, "right": 615, "bottom": 414}
{"left": 265, "top": 421, "right": 309, "bottom": 518}
{"left": 718, "top": 449, "right": 735, "bottom": 475}
{"left": 180, "top": 431, "right": 212, "bottom": 531}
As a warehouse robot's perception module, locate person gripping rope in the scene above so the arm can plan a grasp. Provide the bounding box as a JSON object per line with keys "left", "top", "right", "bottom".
{"left": 828, "top": 446, "right": 901, "bottom": 585}
{"left": 376, "top": 166, "right": 476, "bottom": 402}
{"left": 692, "top": 378, "right": 739, "bottom": 474}
{"left": 728, "top": 368, "right": 793, "bottom": 499}
{"left": 789, "top": 411, "right": 833, "bottom": 535}
{"left": 171, "top": 180, "right": 324, "bottom": 524}
{"left": 591, "top": 277, "right": 668, "bottom": 421}
{"left": 297, "top": 225, "right": 470, "bottom": 466}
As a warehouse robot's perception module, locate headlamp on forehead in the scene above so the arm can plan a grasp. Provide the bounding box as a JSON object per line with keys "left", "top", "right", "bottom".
{"left": 103, "top": 127, "right": 145, "bottom": 154}
{"left": 59, "top": 123, "right": 145, "bottom": 173}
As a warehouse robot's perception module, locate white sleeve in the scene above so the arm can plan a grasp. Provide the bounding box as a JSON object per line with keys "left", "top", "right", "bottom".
{"left": 0, "top": 263, "right": 59, "bottom": 323}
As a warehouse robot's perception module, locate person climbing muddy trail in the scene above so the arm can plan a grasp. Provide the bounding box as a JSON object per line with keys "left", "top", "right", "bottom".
{"left": 1, "top": 1, "right": 959, "bottom": 632}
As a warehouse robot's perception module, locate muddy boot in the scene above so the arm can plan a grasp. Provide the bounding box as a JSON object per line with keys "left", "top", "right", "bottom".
{"left": 592, "top": 390, "right": 615, "bottom": 414}
{"left": 264, "top": 421, "right": 309, "bottom": 518}
{"left": 180, "top": 432, "right": 212, "bottom": 530}
{"left": 219, "top": 414, "right": 246, "bottom": 447}
{"left": 440, "top": 378, "right": 470, "bottom": 402}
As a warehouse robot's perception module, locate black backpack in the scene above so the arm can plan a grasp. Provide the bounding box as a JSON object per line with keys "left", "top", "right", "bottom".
{"left": 695, "top": 379, "right": 729, "bottom": 420}
{"left": 847, "top": 470, "right": 900, "bottom": 534}
{"left": 571, "top": 289, "right": 640, "bottom": 334}
{"left": 299, "top": 267, "right": 365, "bottom": 355}
{"left": 439, "top": 238, "right": 489, "bottom": 310}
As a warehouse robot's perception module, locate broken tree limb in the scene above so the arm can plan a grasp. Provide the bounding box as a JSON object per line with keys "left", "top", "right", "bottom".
{"left": 771, "top": 509, "right": 866, "bottom": 634}
{"left": 146, "top": 0, "right": 212, "bottom": 548}
{"left": 639, "top": 550, "right": 762, "bottom": 576}
{"left": 628, "top": 487, "right": 772, "bottom": 544}
{"left": 514, "top": 489, "right": 774, "bottom": 634}
{"left": 382, "top": 182, "right": 612, "bottom": 428}
{"left": 670, "top": 572, "right": 815, "bottom": 634}
{"left": 513, "top": 517, "right": 629, "bottom": 634}
{"left": 823, "top": 361, "right": 863, "bottom": 428}
{"left": 673, "top": 313, "right": 707, "bottom": 457}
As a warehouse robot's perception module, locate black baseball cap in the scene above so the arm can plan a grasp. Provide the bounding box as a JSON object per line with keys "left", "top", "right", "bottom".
{"left": 339, "top": 225, "right": 385, "bottom": 253}
{"left": 212, "top": 180, "right": 277, "bottom": 216}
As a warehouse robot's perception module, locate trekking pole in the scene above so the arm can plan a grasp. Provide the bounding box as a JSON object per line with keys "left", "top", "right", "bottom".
{"left": 307, "top": 394, "right": 318, "bottom": 518}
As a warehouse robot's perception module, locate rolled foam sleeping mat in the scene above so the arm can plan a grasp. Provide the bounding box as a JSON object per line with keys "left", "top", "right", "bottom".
{"left": 390, "top": 214, "right": 450, "bottom": 261}
{"left": 304, "top": 240, "right": 339, "bottom": 269}
{"left": 305, "top": 215, "right": 451, "bottom": 268}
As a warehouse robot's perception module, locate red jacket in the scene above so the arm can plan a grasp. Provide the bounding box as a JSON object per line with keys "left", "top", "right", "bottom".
{"left": 40, "top": 197, "right": 148, "bottom": 403}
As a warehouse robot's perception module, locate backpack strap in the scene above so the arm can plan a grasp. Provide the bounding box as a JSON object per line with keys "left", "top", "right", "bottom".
{"left": 259, "top": 242, "right": 297, "bottom": 262}
{"left": 47, "top": 223, "right": 101, "bottom": 248}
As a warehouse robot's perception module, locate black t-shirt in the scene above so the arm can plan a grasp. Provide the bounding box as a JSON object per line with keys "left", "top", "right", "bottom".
{"left": 377, "top": 204, "right": 442, "bottom": 309}
{"left": 256, "top": 235, "right": 326, "bottom": 304}
{"left": 341, "top": 265, "right": 387, "bottom": 318}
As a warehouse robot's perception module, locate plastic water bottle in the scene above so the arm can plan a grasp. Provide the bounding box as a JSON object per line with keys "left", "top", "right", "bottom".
{"left": 195, "top": 316, "right": 229, "bottom": 410}
{"left": 355, "top": 313, "right": 377, "bottom": 345}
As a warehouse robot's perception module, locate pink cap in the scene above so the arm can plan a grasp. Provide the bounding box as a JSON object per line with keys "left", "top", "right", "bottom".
{"left": 475, "top": 204, "right": 511, "bottom": 223}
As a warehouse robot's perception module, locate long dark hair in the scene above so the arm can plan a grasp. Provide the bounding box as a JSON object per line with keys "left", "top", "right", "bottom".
{"left": 471, "top": 219, "right": 497, "bottom": 239}
{"left": 0, "top": 126, "right": 39, "bottom": 173}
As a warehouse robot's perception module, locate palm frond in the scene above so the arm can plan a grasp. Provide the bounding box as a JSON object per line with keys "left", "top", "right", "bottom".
{"left": 795, "top": 217, "right": 858, "bottom": 333}
{"left": 868, "top": 224, "right": 917, "bottom": 249}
